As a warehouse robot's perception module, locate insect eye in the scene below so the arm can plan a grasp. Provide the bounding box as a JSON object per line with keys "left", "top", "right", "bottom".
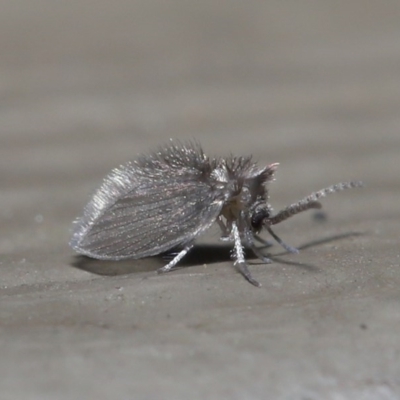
{"left": 251, "top": 208, "right": 269, "bottom": 231}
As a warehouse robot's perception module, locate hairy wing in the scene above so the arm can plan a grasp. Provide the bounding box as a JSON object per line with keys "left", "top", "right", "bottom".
{"left": 70, "top": 169, "right": 224, "bottom": 260}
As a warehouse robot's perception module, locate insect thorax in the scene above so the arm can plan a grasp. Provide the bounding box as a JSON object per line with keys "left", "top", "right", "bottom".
{"left": 211, "top": 164, "right": 269, "bottom": 228}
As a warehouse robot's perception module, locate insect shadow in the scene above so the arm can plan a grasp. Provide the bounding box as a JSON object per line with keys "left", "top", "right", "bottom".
{"left": 70, "top": 231, "right": 362, "bottom": 277}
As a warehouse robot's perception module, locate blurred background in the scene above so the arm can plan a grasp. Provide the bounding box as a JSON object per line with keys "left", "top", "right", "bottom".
{"left": 1, "top": 1, "right": 399, "bottom": 399}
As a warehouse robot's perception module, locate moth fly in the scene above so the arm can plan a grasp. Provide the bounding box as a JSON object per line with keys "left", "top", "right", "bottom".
{"left": 70, "top": 141, "right": 363, "bottom": 286}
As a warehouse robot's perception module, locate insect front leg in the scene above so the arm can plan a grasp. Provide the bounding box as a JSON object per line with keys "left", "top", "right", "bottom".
{"left": 243, "top": 228, "right": 272, "bottom": 264}
{"left": 265, "top": 225, "right": 299, "bottom": 254}
{"left": 253, "top": 234, "right": 273, "bottom": 247}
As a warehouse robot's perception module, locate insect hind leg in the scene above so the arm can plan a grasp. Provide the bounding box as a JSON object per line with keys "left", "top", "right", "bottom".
{"left": 157, "top": 244, "right": 194, "bottom": 274}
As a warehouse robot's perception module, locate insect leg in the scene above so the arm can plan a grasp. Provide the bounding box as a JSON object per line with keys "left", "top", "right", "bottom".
{"left": 217, "top": 216, "right": 233, "bottom": 241}
{"left": 253, "top": 234, "right": 273, "bottom": 247}
{"left": 231, "top": 222, "right": 261, "bottom": 287}
{"left": 157, "top": 243, "right": 194, "bottom": 274}
{"left": 265, "top": 226, "right": 299, "bottom": 254}
{"left": 243, "top": 229, "right": 272, "bottom": 263}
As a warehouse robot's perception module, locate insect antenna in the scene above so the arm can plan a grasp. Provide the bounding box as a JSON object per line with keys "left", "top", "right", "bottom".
{"left": 261, "top": 181, "right": 363, "bottom": 254}
{"left": 267, "top": 181, "right": 363, "bottom": 226}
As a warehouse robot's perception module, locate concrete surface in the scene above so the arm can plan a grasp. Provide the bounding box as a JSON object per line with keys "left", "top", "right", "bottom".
{"left": 1, "top": 1, "right": 400, "bottom": 399}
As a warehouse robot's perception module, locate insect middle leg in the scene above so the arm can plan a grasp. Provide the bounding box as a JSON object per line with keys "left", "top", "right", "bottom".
{"left": 231, "top": 222, "right": 261, "bottom": 287}
{"left": 217, "top": 216, "right": 233, "bottom": 242}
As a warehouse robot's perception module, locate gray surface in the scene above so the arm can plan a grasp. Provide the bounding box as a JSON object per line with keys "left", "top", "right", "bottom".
{"left": 1, "top": 1, "right": 400, "bottom": 399}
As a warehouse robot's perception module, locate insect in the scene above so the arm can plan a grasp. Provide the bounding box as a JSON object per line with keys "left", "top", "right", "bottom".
{"left": 70, "top": 141, "right": 363, "bottom": 287}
